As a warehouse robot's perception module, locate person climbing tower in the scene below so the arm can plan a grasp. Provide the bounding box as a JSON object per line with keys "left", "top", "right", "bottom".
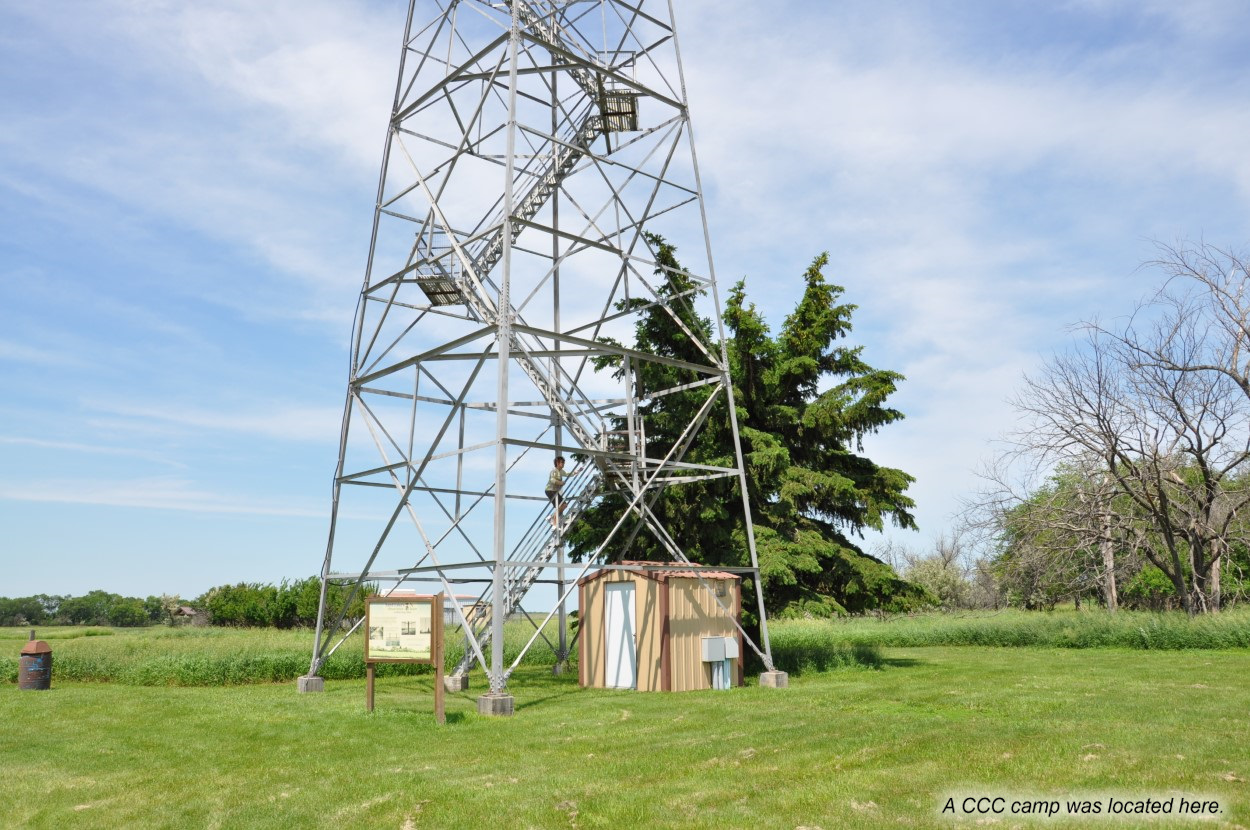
{"left": 546, "top": 456, "right": 580, "bottom": 528}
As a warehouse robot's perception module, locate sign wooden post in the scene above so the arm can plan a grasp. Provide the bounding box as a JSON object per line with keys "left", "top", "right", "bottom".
{"left": 363, "top": 592, "right": 445, "bottom": 723}
{"left": 433, "top": 592, "right": 445, "bottom": 724}
{"left": 366, "top": 663, "right": 376, "bottom": 712}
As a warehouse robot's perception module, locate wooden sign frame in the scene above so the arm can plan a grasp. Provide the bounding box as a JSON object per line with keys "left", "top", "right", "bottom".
{"left": 363, "top": 593, "right": 444, "bottom": 723}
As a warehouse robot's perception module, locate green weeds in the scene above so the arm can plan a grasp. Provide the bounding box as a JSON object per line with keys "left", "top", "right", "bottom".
{"left": 768, "top": 626, "right": 881, "bottom": 674}
{"left": 811, "top": 607, "right": 1250, "bottom": 649}
{"left": 6, "top": 609, "right": 1249, "bottom": 687}
{"left": 0, "top": 621, "right": 567, "bottom": 686}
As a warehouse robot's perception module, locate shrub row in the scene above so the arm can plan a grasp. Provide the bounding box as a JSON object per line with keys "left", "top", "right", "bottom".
{"left": 15, "top": 611, "right": 1234, "bottom": 687}
{"left": 0, "top": 579, "right": 367, "bottom": 629}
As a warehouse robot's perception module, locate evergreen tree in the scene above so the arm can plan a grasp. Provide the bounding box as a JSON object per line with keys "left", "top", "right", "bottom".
{"left": 726, "top": 253, "right": 921, "bottom": 615}
{"left": 569, "top": 241, "right": 922, "bottom": 616}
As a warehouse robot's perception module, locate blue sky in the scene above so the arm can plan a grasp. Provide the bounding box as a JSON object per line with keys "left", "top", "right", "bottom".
{"left": 3, "top": 0, "right": 1249, "bottom": 600}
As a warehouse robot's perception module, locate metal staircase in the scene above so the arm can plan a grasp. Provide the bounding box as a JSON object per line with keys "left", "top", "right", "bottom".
{"left": 413, "top": 1, "right": 628, "bottom": 310}
{"left": 408, "top": 4, "right": 644, "bottom": 676}
{"left": 448, "top": 462, "right": 601, "bottom": 678}
{"left": 410, "top": 118, "right": 614, "bottom": 474}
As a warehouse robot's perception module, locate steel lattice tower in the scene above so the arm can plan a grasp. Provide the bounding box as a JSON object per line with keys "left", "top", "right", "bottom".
{"left": 303, "top": 0, "right": 786, "bottom": 707}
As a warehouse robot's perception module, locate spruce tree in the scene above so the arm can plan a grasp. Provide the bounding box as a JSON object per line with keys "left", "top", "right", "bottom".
{"left": 568, "top": 241, "right": 922, "bottom": 616}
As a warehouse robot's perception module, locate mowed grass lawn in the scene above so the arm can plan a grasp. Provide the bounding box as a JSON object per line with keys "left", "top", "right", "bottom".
{"left": 2, "top": 635, "right": 1248, "bottom": 829}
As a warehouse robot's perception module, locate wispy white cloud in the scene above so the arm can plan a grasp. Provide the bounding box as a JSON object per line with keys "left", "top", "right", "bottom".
{"left": 84, "top": 399, "right": 344, "bottom": 443}
{"left": 674, "top": 0, "right": 1250, "bottom": 541}
{"left": 0, "top": 338, "right": 90, "bottom": 368}
{"left": 0, "top": 436, "right": 187, "bottom": 468}
{"left": 0, "top": 476, "right": 322, "bottom": 517}
{"left": 0, "top": 1, "right": 397, "bottom": 331}
{"left": 1063, "top": 0, "right": 1249, "bottom": 39}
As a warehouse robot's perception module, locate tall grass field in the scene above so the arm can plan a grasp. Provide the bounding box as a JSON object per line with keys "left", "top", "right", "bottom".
{"left": 9, "top": 608, "right": 1244, "bottom": 687}
{"left": 0, "top": 619, "right": 887, "bottom": 686}
{"left": 1, "top": 622, "right": 568, "bottom": 686}
{"left": 808, "top": 606, "right": 1250, "bottom": 650}
{"left": 2, "top": 612, "right": 1248, "bottom": 828}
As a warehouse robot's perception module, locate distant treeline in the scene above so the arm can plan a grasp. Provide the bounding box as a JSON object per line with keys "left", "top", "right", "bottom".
{"left": 0, "top": 578, "right": 366, "bottom": 628}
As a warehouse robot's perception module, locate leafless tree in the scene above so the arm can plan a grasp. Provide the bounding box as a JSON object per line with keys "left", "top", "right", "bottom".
{"left": 1122, "top": 243, "right": 1250, "bottom": 400}
{"left": 1096, "top": 243, "right": 1250, "bottom": 611}
{"left": 989, "top": 243, "right": 1250, "bottom": 614}
{"left": 899, "top": 532, "right": 971, "bottom": 609}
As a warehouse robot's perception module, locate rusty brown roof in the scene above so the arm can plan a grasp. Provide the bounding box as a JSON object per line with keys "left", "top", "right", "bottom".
{"left": 627, "top": 561, "right": 739, "bottom": 580}
{"left": 577, "top": 561, "right": 740, "bottom": 585}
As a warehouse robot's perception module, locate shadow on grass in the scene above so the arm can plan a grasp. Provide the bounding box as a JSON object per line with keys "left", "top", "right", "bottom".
{"left": 770, "top": 641, "right": 887, "bottom": 675}
{"left": 515, "top": 690, "right": 584, "bottom": 711}
{"left": 880, "top": 656, "right": 925, "bottom": 668}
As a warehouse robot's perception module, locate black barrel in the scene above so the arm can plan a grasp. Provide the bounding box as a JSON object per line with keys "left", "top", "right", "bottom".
{"left": 19, "top": 640, "right": 52, "bottom": 690}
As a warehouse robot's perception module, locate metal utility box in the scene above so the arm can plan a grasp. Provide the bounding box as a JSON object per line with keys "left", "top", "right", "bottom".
{"left": 701, "top": 635, "right": 725, "bottom": 663}
{"left": 578, "top": 562, "right": 743, "bottom": 692}
{"left": 701, "top": 636, "right": 739, "bottom": 662}
{"left": 702, "top": 636, "right": 739, "bottom": 691}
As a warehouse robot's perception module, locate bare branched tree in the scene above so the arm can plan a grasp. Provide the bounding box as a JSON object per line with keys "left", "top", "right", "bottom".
{"left": 872, "top": 532, "right": 996, "bottom": 610}
{"left": 971, "top": 243, "right": 1250, "bottom": 615}
{"left": 1092, "top": 243, "right": 1250, "bottom": 612}
{"left": 1124, "top": 244, "right": 1250, "bottom": 399}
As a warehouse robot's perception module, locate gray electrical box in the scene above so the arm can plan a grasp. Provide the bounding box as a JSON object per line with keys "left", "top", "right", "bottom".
{"left": 702, "top": 636, "right": 739, "bottom": 662}
{"left": 702, "top": 636, "right": 738, "bottom": 690}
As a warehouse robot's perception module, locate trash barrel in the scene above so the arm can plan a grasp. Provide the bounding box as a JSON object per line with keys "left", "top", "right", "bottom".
{"left": 19, "top": 640, "right": 52, "bottom": 691}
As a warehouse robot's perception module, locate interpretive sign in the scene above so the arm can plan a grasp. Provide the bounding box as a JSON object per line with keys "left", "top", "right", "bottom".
{"left": 363, "top": 593, "right": 444, "bottom": 723}
{"left": 366, "top": 597, "right": 435, "bottom": 662}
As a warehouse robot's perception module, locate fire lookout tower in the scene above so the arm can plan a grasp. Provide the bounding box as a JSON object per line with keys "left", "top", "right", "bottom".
{"left": 302, "top": 0, "right": 788, "bottom": 712}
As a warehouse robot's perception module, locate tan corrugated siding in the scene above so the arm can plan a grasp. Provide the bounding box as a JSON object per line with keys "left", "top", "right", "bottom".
{"left": 579, "top": 576, "right": 601, "bottom": 688}
{"left": 635, "top": 576, "right": 662, "bottom": 691}
{"left": 668, "top": 581, "right": 696, "bottom": 692}
{"left": 668, "top": 577, "right": 739, "bottom": 692}
{"left": 735, "top": 581, "right": 744, "bottom": 687}
{"left": 580, "top": 568, "right": 740, "bottom": 691}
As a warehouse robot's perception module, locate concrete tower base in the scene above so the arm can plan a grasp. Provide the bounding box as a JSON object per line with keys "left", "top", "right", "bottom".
{"left": 477, "top": 693, "right": 515, "bottom": 716}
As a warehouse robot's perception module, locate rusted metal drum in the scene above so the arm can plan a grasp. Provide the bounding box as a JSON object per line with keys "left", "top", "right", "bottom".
{"left": 18, "top": 640, "right": 52, "bottom": 690}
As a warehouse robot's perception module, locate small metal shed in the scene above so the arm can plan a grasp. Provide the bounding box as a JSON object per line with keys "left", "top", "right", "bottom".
{"left": 578, "top": 562, "right": 743, "bottom": 692}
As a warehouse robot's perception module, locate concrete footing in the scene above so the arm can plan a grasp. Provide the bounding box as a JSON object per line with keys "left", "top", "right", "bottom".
{"left": 759, "top": 670, "right": 789, "bottom": 689}
{"left": 297, "top": 675, "right": 325, "bottom": 693}
{"left": 444, "top": 674, "right": 469, "bottom": 692}
{"left": 476, "top": 693, "right": 515, "bottom": 717}
{"left": 552, "top": 659, "right": 569, "bottom": 676}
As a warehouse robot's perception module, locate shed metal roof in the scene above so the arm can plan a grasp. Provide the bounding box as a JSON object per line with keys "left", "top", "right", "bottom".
{"left": 577, "top": 561, "right": 740, "bottom": 586}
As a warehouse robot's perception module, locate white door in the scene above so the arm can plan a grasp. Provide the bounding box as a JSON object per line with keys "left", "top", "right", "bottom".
{"left": 604, "top": 582, "right": 637, "bottom": 689}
